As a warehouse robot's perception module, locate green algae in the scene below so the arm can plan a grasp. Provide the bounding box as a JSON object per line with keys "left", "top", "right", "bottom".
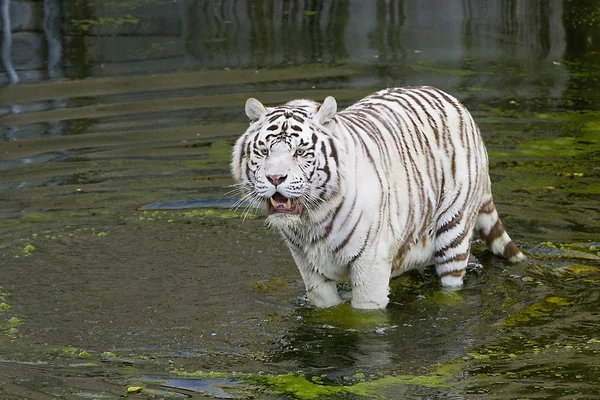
{"left": 0, "top": 290, "right": 9, "bottom": 312}
{"left": 408, "top": 60, "right": 478, "bottom": 77}
{"left": 547, "top": 242, "right": 599, "bottom": 256}
{"left": 136, "top": 208, "right": 258, "bottom": 222}
{"left": 181, "top": 209, "right": 245, "bottom": 219}
{"left": 22, "top": 243, "right": 35, "bottom": 256}
{"left": 422, "top": 289, "right": 464, "bottom": 306}
{"left": 466, "top": 86, "right": 488, "bottom": 92}
{"left": 61, "top": 347, "right": 92, "bottom": 358}
{"left": 545, "top": 296, "right": 573, "bottom": 306}
{"left": 303, "top": 10, "right": 320, "bottom": 17}
{"left": 502, "top": 296, "right": 574, "bottom": 327}
{"left": 303, "top": 302, "right": 392, "bottom": 331}
{"left": 174, "top": 362, "right": 461, "bottom": 399}
{"left": 1, "top": 317, "right": 23, "bottom": 340}
{"left": 0, "top": 288, "right": 18, "bottom": 339}
{"left": 559, "top": 264, "right": 599, "bottom": 275}
{"left": 260, "top": 373, "right": 359, "bottom": 399}
{"left": 71, "top": 15, "right": 141, "bottom": 32}
{"left": 0, "top": 290, "right": 18, "bottom": 339}
{"left": 533, "top": 110, "right": 600, "bottom": 123}
{"left": 252, "top": 278, "right": 291, "bottom": 293}
{"left": 515, "top": 135, "right": 597, "bottom": 158}
{"left": 486, "top": 110, "right": 600, "bottom": 160}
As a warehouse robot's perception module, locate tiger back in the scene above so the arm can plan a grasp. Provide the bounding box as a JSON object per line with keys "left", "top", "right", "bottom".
{"left": 231, "top": 86, "right": 524, "bottom": 309}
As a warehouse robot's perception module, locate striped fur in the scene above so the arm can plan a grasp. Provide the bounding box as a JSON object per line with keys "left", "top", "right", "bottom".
{"left": 231, "top": 87, "right": 524, "bottom": 309}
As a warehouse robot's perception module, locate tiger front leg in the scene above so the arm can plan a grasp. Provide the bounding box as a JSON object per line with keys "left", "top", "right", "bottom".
{"left": 291, "top": 251, "right": 343, "bottom": 308}
{"left": 300, "top": 268, "right": 343, "bottom": 308}
{"left": 349, "top": 255, "right": 392, "bottom": 310}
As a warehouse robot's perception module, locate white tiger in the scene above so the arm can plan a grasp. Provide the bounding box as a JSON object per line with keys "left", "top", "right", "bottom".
{"left": 231, "top": 87, "right": 524, "bottom": 309}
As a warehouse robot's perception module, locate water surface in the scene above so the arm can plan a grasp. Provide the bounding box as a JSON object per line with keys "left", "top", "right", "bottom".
{"left": 1, "top": 1, "right": 599, "bottom": 398}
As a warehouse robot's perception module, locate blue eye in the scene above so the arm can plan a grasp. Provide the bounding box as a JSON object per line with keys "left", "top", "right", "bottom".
{"left": 295, "top": 149, "right": 306, "bottom": 157}
{"left": 260, "top": 148, "right": 269, "bottom": 156}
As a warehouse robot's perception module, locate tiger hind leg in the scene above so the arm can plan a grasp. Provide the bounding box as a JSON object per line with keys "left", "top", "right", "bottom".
{"left": 434, "top": 213, "right": 476, "bottom": 287}
{"left": 475, "top": 195, "right": 525, "bottom": 262}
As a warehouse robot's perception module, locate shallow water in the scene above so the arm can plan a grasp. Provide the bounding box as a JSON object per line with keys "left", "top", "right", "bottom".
{"left": 1, "top": 1, "right": 599, "bottom": 398}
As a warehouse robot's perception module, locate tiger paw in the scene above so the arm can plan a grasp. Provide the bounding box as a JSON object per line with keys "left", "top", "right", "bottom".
{"left": 351, "top": 298, "right": 389, "bottom": 310}
{"left": 307, "top": 286, "right": 343, "bottom": 309}
{"left": 440, "top": 274, "right": 464, "bottom": 288}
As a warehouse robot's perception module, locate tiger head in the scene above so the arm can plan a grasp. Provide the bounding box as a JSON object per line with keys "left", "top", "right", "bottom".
{"left": 231, "top": 96, "right": 340, "bottom": 226}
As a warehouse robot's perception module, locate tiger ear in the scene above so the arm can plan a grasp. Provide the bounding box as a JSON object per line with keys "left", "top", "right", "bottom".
{"left": 315, "top": 96, "right": 337, "bottom": 125}
{"left": 245, "top": 98, "right": 267, "bottom": 122}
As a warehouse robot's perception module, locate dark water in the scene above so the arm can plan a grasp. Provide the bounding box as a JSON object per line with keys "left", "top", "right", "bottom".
{"left": 1, "top": 1, "right": 599, "bottom": 398}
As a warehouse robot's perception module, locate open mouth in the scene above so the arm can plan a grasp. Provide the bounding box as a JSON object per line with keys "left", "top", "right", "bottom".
{"left": 268, "top": 192, "right": 302, "bottom": 215}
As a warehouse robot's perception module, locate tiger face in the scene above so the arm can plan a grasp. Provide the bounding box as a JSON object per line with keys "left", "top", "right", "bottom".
{"left": 231, "top": 96, "right": 340, "bottom": 225}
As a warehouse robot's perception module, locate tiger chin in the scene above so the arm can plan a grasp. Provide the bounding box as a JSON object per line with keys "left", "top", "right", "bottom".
{"left": 231, "top": 86, "right": 525, "bottom": 310}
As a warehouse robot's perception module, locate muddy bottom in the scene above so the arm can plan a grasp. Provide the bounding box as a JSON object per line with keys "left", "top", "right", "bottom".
{"left": 1, "top": 207, "right": 599, "bottom": 399}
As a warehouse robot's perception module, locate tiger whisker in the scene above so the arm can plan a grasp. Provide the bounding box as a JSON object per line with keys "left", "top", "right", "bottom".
{"left": 224, "top": 186, "right": 244, "bottom": 197}
{"left": 230, "top": 191, "right": 263, "bottom": 222}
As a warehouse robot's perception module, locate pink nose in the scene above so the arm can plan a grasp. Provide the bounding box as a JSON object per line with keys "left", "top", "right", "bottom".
{"left": 267, "top": 175, "right": 287, "bottom": 186}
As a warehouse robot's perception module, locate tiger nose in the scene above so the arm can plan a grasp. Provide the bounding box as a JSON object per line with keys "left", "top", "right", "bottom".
{"left": 267, "top": 175, "right": 287, "bottom": 186}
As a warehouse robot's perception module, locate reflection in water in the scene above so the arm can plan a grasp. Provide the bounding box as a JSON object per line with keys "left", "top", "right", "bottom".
{"left": 0, "top": 0, "right": 585, "bottom": 81}
{"left": 44, "top": 0, "right": 63, "bottom": 80}
{"left": 1, "top": 0, "right": 18, "bottom": 84}
{"left": 2, "top": 0, "right": 599, "bottom": 89}
{"left": 0, "top": 0, "right": 584, "bottom": 143}
{"left": 277, "top": 271, "right": 484, "bottom": 373}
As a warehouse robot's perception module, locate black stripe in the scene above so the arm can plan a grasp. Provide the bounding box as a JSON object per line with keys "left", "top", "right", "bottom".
{"left": 435, "top": 227, "right": 471, "bottom": 258}
{"left": 437, "top": 251, "right": 470, "bottom": 265}
{"left": 333, "top": 212, "right": 362, "bottom": 253}
{"left": 436, "top": 210, "right": 465, "bottom": 236}
{"left": 348, "top": 227, "right": 371, "bottom": 267}
{"left": 323, "top": 199, "right": 344, "bottom": 237}
{"left": 267, "top": 113, "right": 283, "bottom": 123}
{"left": 292, "top": 114, "right": 306, "bottom": 123}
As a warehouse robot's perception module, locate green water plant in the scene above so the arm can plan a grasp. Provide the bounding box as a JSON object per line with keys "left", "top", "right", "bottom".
{"left": 174, "top": 361, "right": 461, "bottom": 399}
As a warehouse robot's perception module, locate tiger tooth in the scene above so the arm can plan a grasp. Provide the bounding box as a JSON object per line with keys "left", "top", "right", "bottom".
{"left": 270, "top": 197, "right": 277, "bottom": 207}
{"left": 286, "top": 199, "right": 291, "bottom": 208}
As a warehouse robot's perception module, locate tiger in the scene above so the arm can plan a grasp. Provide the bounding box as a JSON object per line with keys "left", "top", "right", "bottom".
{"left": 231, "top": 86, "right": 524, "bottom": 310}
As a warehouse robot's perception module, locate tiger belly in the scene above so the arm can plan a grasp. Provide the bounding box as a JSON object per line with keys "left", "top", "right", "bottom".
{"left": 391, "top": 238, "right": 436, "bottom": 278}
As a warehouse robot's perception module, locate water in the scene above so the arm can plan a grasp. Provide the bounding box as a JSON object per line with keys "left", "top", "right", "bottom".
{"left": 1, "top": 0, "right": 599, "bottom": 398}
